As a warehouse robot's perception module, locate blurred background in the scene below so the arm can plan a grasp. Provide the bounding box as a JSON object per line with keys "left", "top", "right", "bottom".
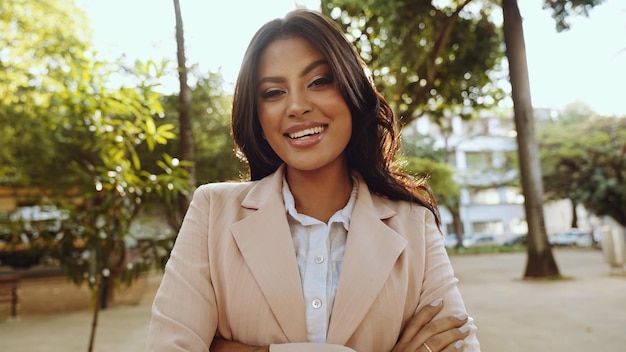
{"left": 1, "top": 0, "right": 625, "bottom": 351}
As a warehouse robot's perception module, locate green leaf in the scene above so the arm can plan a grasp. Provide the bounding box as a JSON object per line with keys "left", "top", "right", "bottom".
{"left": 145, "top": 117, "right": 156, "bottom": 135}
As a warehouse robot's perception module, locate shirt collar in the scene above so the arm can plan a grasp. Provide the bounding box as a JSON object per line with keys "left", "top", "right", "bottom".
{"left": 282, "top": 175, "right": 358, "bottom": 230}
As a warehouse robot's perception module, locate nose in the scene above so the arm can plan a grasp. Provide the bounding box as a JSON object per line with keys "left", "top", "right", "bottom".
{"left": 286, "top": 90, "right": 312, "bottom": 118}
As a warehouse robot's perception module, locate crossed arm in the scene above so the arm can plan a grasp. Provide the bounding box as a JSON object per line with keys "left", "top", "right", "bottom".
{"left": 210, "top": 299, "right": 471, "bottom": 352}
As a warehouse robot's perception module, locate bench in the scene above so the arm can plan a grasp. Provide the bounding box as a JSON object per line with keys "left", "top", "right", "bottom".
{"left": 0, "top": 273, "right": 20, "bottom": 318}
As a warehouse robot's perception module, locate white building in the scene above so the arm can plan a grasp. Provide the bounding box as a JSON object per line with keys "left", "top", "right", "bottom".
{"left": 404, "top": 111, "right": 592, "bottom": 241}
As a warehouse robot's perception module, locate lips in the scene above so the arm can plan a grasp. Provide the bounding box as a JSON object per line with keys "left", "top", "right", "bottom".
{"left": 286, "top": 126, "right": 325, "bottom": 139}
{"left": 283, "top": 124, "right": 327, "bottom": 148}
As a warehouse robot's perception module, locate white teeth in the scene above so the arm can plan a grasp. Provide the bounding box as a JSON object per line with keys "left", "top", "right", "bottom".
{"left": 288, "top": 126, "right": 324, "bottom": 139}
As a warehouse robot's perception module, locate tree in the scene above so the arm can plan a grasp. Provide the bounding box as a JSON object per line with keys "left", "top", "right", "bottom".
{"left": 321, "top": 0, "right": 505, "bottom": 127}
{"left": 53, "top": 59, "right": 190, "bottom": 352}
{"left": 1, "top": 2, "right": 191, "bottom": 351}
{"left": 172, "top": 0, "right": 195, "bottom": 224}
{"left": 401, "top": 130, "right": 466, "bottom": 245}
{"left": 0, "top": 0, "right": 92, "bottom": 189}
{"left": 151, "top": 71, "right": 247, "bottom": 231}
{"left": 539, "top": 102, "right": 598, "bottom": 228}
{"left": 52, "top": 58, "right": 192, "bottom": 352}
{"left": 159, "top": 72, "right": 247, "bottom": 185}
{"left": 542, "top": 0, "right": 606, "bottom": 31}
{"left": 539, "top": 107, "right": 626, "bottom": 227}
{"left": 502, "top": 0, "right": 560, "bottom": 278}
{"left": 403, "top": 156, "right": 462, "bottom": 235}
{"left": 503, "top": 0, "right": 605, "bottom": 278}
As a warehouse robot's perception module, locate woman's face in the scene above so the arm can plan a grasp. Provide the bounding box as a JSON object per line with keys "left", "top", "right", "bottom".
{"left": 256, "top": 36, "right": 352, "bottom": 174}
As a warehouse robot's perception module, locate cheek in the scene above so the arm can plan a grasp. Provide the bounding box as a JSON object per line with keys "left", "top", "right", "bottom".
{"left": 257, "top": 103, "right": 282, "bottom": 129}
{"left": 257, "top": 112, "right": 283, "bottom": 148}
{"left": 332, "top": 101, "right": 353, "bottom": 136}
{"left": 257, "top": 109, "right": 272, "bottom": 135}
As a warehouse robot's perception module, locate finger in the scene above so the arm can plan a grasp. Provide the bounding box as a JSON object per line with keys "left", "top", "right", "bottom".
{"left": 424, "top": 321, "right": 472, "bottom": 352}
{"left": 425, "top": 314, "right": 469, "bottom": 336}
{"left": 394, "top": 298, "right": 444, "bottom": 349}
{"left": 440, "top": 339, "right": 467, "bottom": 351}
{"left": 421, "top": 341, "right": 435, "bottom": 352}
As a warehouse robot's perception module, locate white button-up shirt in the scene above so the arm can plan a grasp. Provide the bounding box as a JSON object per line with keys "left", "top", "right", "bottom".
{"left": 282, "top": 177, "right": 358, "bottom": 343}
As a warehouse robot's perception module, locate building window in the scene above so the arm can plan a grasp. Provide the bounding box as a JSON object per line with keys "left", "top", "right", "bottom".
{"left": 472, "top": 221, "right": 503, "bottom": 235}
{"left": 471, "top": 187, "right": 523, "bottom": 205}
{"left": 510, "top": 217, "right": 528, "bottom": 234}
{"left": 504, "top": 187, "right": 524, "bottom": 204}
{"left": 465, "top": 152, "right": 491, "bottom": 170}
{"left": 492, "top": 151, "right": 506, "bottom": 168}
{"left": 471, "top": 188, "right": 501, "bottom": 205}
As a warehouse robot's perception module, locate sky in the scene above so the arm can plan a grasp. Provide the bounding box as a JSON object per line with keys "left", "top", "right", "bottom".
{"left": 76, "top": 0, "right": 626, "bottom": 116}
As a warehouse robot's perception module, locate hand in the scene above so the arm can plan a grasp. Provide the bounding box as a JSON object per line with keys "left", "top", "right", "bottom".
{"left": 210, "top": 337, "right": 269, "bottom": 352}
{"left": 392, "top": 298, "right": 471, "bottom": 352}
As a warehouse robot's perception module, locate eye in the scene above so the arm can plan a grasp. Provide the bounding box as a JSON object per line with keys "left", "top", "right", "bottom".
{"left": 260, "top": 88, "right": 285, "bottom": 100}
{"left": 309, "top": 76, "right": 334, "bottom": 89}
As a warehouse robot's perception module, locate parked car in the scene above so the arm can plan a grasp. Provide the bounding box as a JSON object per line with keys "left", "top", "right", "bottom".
{"left": 9, "top": 205, "right": 69, "bottom": 233}
{"left": 548, "top": 229, "right": 592, "bottom": 247}
{"left": 0, "top": 206, "right": 71, "bottom": 268}
{"left": 504, "top": 234, "right": 527, "bottom": 246}
{"left": 463, "top": 234, "right": 499, "bottom": 247}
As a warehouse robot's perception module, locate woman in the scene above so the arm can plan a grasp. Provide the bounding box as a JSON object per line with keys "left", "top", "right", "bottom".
{"left": 147, "top": 9, "right": 480, "bottom": 352}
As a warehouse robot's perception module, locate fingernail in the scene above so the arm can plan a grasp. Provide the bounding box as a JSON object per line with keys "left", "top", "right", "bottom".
{"left": 429, "top": 298, "right": 443, "bottom": 306}
{"left": 454, "top": 340, "right": 464, "bottom": 349}
{"left": 455, "top": 313, "right": 468, "bottom": 320}
{"left": 459, "top": 325, "right": 471, "bottom": 333}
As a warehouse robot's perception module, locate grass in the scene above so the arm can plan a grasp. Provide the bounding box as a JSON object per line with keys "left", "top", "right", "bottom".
{"left": 446, "top": 244, "right": 528, "bottom": 255}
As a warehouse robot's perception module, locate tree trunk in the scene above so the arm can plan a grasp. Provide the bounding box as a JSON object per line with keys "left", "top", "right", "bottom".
{"left": 173, "top": 0, "right": 195, "bottom": 216}
{"left": 452, "top": 208, "right": 464, "bottom": 249}
{"left": 100, "top": 277, "right": 110, "bottom": 309}
{"left": 570, "top": 198, "right": 578, "bottom": 229}
{"left": 87, "top": 280, "right": 103, "bottom": 352}
{"left": 502, "top": 0, "right": 560, "bottom": 278}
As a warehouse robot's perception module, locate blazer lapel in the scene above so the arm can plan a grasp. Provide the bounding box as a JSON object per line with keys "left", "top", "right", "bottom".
{"left": 230, "top": 167, "right": 308, "bottom": 342}
{"left": 326, "top": 178, "right": 407, "bottom": 344}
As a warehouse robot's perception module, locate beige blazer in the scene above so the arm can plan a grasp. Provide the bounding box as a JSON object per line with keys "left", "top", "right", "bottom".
{"left": 147, "top": 166, "right": 480, "bottom": 351}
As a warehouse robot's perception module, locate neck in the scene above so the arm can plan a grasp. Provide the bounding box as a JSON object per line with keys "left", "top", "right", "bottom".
{"left": 286, "top": 165, "right": 353, "bottom": 223}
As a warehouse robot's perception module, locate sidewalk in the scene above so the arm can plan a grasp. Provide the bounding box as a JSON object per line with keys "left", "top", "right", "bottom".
{"left": 1, "top": 248, "right": 624, "bottom": 351}
{"left": 454, "top": 248, "right": 626, "bottom": 352}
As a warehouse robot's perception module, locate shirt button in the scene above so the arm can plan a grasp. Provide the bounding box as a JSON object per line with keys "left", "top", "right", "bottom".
{"left": 311, "top": 298, "right": 322, "bottom": 309}
{"left": 314, "top": 255, "right": 324, "bottom": 264}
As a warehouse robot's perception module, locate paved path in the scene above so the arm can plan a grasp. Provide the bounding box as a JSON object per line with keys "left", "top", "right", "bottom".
{"left": 454, "top": 248, "right": 626, "bottom": 352}
{"left": 1, "top": 248, "right": 624, "bottom": 351}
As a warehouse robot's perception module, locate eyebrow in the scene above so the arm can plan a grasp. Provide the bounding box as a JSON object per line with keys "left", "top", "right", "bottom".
{"left": 258, "top": 59, "right": 328, "bottom": 84}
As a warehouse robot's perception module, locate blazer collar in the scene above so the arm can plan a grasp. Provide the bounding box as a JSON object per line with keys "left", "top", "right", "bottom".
{"left": 326, "top": 174, "right": 407, "bottom": 344}
{"left": 230, "top": 165, "right": 308, "bottom": 342}
{"left": 231, "top": 165, "right": 407, "bottom": 344}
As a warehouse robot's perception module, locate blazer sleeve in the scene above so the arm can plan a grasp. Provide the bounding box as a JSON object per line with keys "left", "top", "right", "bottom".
{"left": 146, "top": 185, "right": 216, "bottom": 351}
{"left": 270, "top": 343, "right": 356, "bottom": 352}
{"left": 415, "top": 210, "right": 481, "bottom": 351}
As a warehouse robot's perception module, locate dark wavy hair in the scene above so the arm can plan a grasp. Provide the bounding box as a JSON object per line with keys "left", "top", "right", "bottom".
{"left": 231, "top": 9, "right": 440, "bottom": 227}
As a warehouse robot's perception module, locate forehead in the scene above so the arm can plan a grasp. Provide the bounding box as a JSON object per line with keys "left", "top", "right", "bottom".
{"left": 257, "top": 36, "right": 327, "bottom": 76}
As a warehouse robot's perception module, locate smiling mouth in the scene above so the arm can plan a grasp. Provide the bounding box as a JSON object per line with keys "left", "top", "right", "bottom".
{"left": 286, "top": 126, "right": 326, "bottom": 139}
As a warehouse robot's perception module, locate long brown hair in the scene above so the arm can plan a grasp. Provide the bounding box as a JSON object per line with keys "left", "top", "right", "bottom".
{"left": 231, "top": 9, "right": 440, "bottom": 226}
